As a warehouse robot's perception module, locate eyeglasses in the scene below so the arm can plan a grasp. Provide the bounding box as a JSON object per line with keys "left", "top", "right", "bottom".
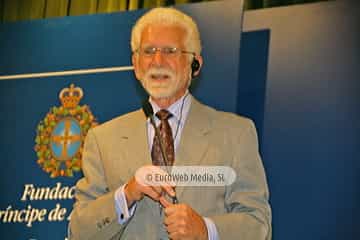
{"left": 135, "top": 46, "right": 195, "bottom": 58}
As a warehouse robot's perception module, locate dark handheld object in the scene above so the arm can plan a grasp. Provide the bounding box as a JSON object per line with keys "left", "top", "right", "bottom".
{"left": 142, "top": 100, "right": 179, "bottom": 204}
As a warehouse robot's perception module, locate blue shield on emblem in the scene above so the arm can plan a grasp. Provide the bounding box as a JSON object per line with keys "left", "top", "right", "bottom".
{"left": 51, "top": 118, "right": 82, "bottom": 161}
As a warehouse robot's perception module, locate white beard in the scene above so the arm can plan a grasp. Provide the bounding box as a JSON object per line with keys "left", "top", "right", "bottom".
{"left": 141, "top": 67, "right": 184, "bottom": 99}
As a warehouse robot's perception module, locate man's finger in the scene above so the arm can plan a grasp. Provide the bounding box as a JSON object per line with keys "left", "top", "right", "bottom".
{"left": 163, "top": 213, "right": 179, "bottom": 227}
{"left": 161, "top": 184, "right": 176, "bottom": 198}
{"left": 168, "top": 230, "right": 182, "bottom": 240}
{"left": 150, "top": 185, "right": 163, "bottom": 195}
{"left": 142, "top": 186, "right": 162, "bottom": 201}
{"left": 159, "top": 195, "right": 172, "bottom": 208}
{"left": 164, "top": 204, "right": 179, "bottom": 216}
{"left": 165, "top": 222, "right": 180, "bottom": 235}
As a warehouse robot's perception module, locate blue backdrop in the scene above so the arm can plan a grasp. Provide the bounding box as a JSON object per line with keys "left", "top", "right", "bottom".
{"left": 242, "top": 0, "right": 360, "bottom": 239}
{"left": 1, "top": 0, "right": 359, "bottom": 239}
{"left": 0, "top": 1, "right": 245, "bottom": 239}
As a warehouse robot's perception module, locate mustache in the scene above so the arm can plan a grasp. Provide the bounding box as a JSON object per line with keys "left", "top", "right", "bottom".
{"left": 144, "top": 67, "right": 175, "bottom": 80}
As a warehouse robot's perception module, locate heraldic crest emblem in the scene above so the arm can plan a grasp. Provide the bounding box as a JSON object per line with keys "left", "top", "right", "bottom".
{"left": 34, "top": 84, "right": 98, "bottom": 178}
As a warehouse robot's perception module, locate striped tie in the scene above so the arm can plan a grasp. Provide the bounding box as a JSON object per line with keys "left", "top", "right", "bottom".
{"left": 151, "top": 109, "right": 174, "bottom": 166}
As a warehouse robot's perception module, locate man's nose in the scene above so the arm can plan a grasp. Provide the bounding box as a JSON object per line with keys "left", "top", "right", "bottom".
{"left": 152, "top": 50, "right": 165, "bottom": 66}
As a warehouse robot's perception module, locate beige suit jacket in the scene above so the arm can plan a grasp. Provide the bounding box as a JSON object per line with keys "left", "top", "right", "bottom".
{"left": 69, "top": 98, "right": 271, "bottom": 240}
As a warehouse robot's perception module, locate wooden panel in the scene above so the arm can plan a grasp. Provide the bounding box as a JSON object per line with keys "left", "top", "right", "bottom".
{"left": 69, "top": 0, "right": 98, "bottom": 16}
{"left": 45, "top": 0, "right": 69, "bottom": 18}
{"left": 128, "top": 0, "right": 140, "bottom": 10}
{"left": 0, "top": 0, "right": 3, "bottom": 22}
{"left": 3, "top": 0, "right": 20, "bottom": 22}
{"left": 143, "top": 0, "right": 166, "bottom": 8}
{"left": 175, "top": 0, "right": 191, "bottom": 4}
{"left": 18, "top": 0, "right": 46, "bottom": 20}
{"left": 98, "top": 0, "right": 128, "bottom": 13}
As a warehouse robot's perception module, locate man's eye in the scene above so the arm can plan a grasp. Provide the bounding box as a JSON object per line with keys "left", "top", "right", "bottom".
{"left": 143, "top": 48, "right": 155, "bottom": 54}
{"left": 164, "top": 47, "right": 177, "bottom": 54}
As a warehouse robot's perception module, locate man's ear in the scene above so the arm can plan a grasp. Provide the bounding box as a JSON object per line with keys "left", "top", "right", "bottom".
{"left": 132, "top": 53, "right": 141, "bottom": 80}
{"left": 192, "top": 55, "right": 203, "bottom": 77}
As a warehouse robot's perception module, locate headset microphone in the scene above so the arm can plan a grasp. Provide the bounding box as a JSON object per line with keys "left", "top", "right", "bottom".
{"left": 142, "top": 99, "right": 154, "bottom": 118}
{"left": 191, "top": 57, "right": 200, "bottom": 78}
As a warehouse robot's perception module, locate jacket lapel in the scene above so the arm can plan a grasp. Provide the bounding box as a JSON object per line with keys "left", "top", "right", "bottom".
{"left": 175, "top": 98, "right": 212, "bottom": 199}
{"left": 123, "top": 110, "right": 151, "bottom": 171}
{"left": 121, "top": 110, "right": 161, "bottom": 217}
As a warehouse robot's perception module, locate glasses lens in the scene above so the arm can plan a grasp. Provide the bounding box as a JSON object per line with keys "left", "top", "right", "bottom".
{"left": 143, "top": 47, "right": 156, "bottom": 55}
{"left": 162, "top": 47, "right": 178, "bottom": 55}
{"left": 138, "top": 47, "right": 187, "bottom": 58}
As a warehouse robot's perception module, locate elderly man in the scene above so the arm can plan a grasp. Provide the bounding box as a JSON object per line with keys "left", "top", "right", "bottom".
{"left": 69, "top": 7, "right": 271, "bottom": 240}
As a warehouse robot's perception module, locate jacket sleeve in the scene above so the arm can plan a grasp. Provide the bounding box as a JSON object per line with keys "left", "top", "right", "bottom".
{"left": 210, "top": 119, "right": 272, "bottom": 240}
{"left": 69, "top": 129, "right": 126, "bottom": 240}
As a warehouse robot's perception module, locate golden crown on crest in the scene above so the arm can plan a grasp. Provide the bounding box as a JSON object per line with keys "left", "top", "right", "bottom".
{"left": 59, "top": 84, "right": 84, "bottom": 108}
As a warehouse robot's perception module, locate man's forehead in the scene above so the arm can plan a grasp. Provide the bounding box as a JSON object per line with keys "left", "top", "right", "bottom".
{"left": 140, "top": 24, "right": 186, "bottom": 45}
{"left": 141, "top": 23, "right": 185, "bottom": 36}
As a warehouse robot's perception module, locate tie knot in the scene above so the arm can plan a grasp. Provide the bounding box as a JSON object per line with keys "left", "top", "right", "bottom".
{"left": 156, "top": 109, "right": 172, "bottom": 120}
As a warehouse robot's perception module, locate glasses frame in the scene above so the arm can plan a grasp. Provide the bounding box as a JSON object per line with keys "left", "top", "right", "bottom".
{"left": 134, "top": 46, "right": 195, "bottom": 58}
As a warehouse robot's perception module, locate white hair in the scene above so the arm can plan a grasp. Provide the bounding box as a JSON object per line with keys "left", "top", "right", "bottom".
{"left": 131, "top": 7, "right": 202, "bottom": 55}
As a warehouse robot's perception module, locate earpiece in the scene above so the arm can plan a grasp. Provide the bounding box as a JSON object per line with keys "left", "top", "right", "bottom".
{"left": 191, "top": 57, "right": 200, "bottom": 78}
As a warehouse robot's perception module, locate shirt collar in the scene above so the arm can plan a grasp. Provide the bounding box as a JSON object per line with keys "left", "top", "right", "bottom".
{"left": 149, "top": 90, "right": 191, "bottom": 123}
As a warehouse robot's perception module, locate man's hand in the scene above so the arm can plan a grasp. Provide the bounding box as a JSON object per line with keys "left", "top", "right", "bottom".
{"left": 124, "top": 166, "right": 175, "bottom": 207}
{"left": 162, "top": 202, "right": 208, "bottom": 240}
